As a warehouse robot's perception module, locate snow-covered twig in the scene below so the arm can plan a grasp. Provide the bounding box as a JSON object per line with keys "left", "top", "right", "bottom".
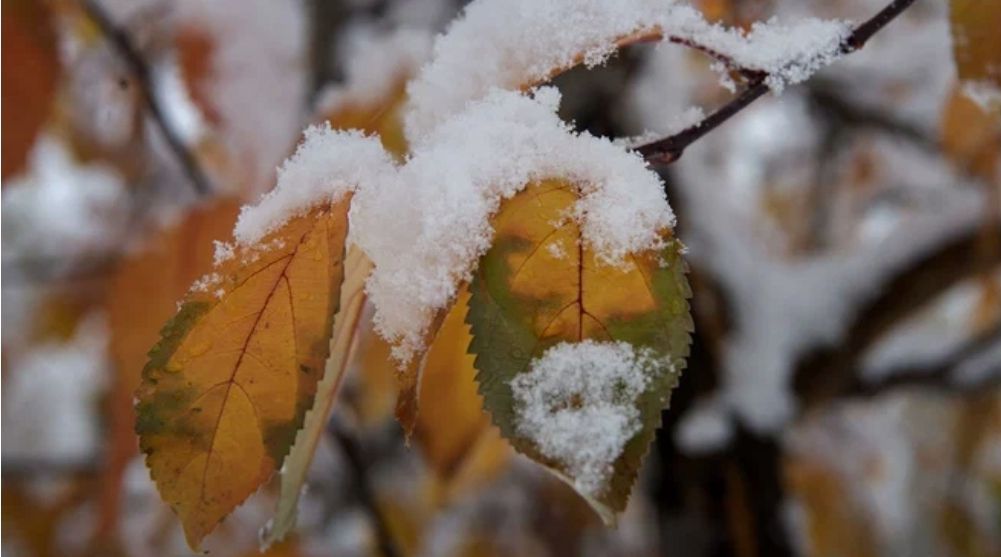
{"left": 636, "top": 0, "right": 919, "bottom": 163}
{"left": 81, "top": 0, "right": 213, "bottom": 195}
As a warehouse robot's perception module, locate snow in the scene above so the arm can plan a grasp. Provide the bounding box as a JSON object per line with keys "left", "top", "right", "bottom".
{"left": 232, "top": 124, "right": 394, "bottom": 245}
{"left": 1, "top": 314, "right": 110, "bottom": 463}
{"left": 2, "top": 136, "right": 129, "bottom": 263}
{"left": 509, "top": 341, "right": 663, "bottom": 497}
{"left": 674, "top": 394, "right": 733, "bottom": 455}
{"left": 405, "top": 0, "right": 851, "bottom": 140}
{"left": 351, "top": 88, "right": 674, "bottom": 362}
{"left": 172, "top": 0, "right": 308, "bottom": 193}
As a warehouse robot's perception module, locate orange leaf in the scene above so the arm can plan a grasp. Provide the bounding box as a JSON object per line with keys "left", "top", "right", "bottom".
{"left": 136, "top": 198, "right": 350, "bottom": 548}
{"left": 2, "top": 0, "right": 59, "bottom": 178}
{"left": 414, "top": 288, "right": 512, "bottom": 499}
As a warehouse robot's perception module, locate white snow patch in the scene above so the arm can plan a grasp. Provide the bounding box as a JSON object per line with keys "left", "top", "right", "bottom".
{"left": 510, "top": 341, "right": 663, "bottom": 497}
{"left": 2, "top": 136, "right": 129, "bottom": 262}
{"left": 2, "top": 315, "right": 110, "bottom": 463}
{"left": 173, "top": 0, "right": 308, "bottom": 193}
{"left": 233, "top": 124, "right": 395, "bottom": 245}
{"left": 674, "top": 393, "right": 733, "bottom": 455}
{"left": 352, "top": 88, "right": 674, "bottom": 362}
{"left": 405, "top": 0, "right": 851, "bottom": 139}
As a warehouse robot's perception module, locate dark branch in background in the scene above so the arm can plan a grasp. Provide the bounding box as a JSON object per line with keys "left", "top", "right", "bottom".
{"left": 81, "top": 0, "right": 212, "bottom": 196}
{"left": 636, "top": 0, "right": 919, "bottom": 163}
{"left": 792, "top": 223, "right": 1001, "bottom": 408}
{"left": 327, "top": 419, "right": 401, "bottom": 557}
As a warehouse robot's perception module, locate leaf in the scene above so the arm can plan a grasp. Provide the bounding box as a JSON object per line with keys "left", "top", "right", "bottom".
{"left": 136, "top": 198, "right": 350, "bottom": 548}
{"left": 467, "top": 179, "right": 692, "bottom": 520}
{"left": 100, "top": 200, "right": 240, "bottom": 542}
{"left": 940, "top": 84, "right": 1001, "bottom": 181}
{"left": 2, "top": 0, "right": 59, "bottom": 178}
{"left": 414, "top": 287, "right": 512, "bottom": 499}
{"left": 261, "top": 246, "right": 372, "bottom": 547}
{"left": 949, "top": 0, "right": 1001, "bottom": 107}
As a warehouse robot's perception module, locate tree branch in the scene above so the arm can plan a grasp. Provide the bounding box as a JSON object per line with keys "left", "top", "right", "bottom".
{"left": 635, "top": 0, "right": 919, "bottom": 163}
{"left": 80, "top": 0, "right": 213, "bottom": 195}
{"left": 327, "top": 419, "right": 401, "bottom": 557}
{"left": 792, "top": 223, "right": 1001, "bottom": 408}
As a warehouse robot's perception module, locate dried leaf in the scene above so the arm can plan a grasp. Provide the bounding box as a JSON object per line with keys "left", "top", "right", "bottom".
{"left": 467, "top": 179, "right": 692, "bottom": 520}
{"left": 136, "top": 199, "right": 350, "bottom": 548}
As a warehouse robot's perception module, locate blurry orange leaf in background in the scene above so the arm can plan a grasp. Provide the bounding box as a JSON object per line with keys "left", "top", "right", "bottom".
{"left": 949, "top": 0, "right": 1001, "bottom": 100}
{"left": 136, "top": 200, "right": 350, "bottom": 547}
{"left": 2, "top": 0, "right": 59, "bottom": 178}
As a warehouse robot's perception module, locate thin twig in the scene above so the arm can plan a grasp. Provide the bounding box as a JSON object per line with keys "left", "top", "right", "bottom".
{"left": 327, "top": 419, "right": 402, "bottom": 557}
{"left": 80, "top": 0, "right": 212, "bottom": 195}
{"left": 636, "top": 0, "right": 919, "bottom": 163}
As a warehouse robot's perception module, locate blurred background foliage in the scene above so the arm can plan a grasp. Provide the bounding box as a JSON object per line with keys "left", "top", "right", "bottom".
{"left": 1, "top": 0, "right": 998, "bottom": 556}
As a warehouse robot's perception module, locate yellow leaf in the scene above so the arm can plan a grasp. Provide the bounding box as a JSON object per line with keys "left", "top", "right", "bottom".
{"left": 99, "top": 200, "right": 240, "bottom": 542}
{"left": 940, "top": 84, "right": 1001, "bottom": 181}
{"left": 136, "top": 198, "right": 350, "bottom": 548}
{"left": 415, "top": 288, "right": 512, "bottom": 499}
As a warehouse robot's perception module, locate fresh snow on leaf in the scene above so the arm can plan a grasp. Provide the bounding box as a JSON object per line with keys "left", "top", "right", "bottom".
{"left": 510, "top": 341, "right": 661, "bottom": 498}
{"left": 233, "top": 124, "right": 394, "bottom": 246}
{"left": 352, "top": 88, "right": 675, "bottom": 362}
{"left": 404, "top": 0, "right": 851, "bottom": 139}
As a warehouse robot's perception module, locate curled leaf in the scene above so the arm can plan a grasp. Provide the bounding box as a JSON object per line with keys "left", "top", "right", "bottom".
{"left": 136, "top": 198, "right": 350, "bottom": 548}
{"left": 262, "top": 247, "right": 372, "bottom": 547}
{"left": 467, "top": 179, "right": 692, "bottom": 520}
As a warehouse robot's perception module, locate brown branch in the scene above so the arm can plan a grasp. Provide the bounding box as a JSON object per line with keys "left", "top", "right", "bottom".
{"left": 636, "top": 0, "right": 919, "bottom": 163}
{"left": 846, "top": 322, "right": 1001, "bottom": 398}
{"left": 327, "top": 419, "right": 401, "bottom": 557}
{"left": 80, "top": 0, "right": 212, "bottom": 195}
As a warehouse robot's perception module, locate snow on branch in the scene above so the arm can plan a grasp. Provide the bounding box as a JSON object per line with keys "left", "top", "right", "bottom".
{"left": 636, "top": 0, "right": 920, "bottom": 163}
{"left": 404, "top": 0, "right": 852, "bottom": 141}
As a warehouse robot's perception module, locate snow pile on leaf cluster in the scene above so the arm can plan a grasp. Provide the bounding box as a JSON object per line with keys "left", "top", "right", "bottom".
{"left": 509, "top": 341, "right": 662, "bottom": 497}
{"left": 230, "top": 0, "right": 853, "bottom": 362}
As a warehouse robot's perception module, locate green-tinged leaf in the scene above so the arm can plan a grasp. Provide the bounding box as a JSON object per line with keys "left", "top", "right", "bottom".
{"left": 467, "top": 179, "right": 692, "bottom": 520}
{"left": 136, "top": 198, "right": 350, "bottom": 548}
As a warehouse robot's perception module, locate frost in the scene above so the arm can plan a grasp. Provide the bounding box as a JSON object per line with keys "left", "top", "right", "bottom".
{"left": 405, "top": 0, "right": 851, "bottom": 139}
{"left": 352, "top": 88, "right": 674, "bottom": 361}
{"left": 510, "top": 341, "right": 662, "bottom": 497}
{"left": 233, "top": 124, "right": 395, "bottom": 245}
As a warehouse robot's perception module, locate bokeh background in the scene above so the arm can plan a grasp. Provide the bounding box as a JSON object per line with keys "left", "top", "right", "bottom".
{"left": 2, "top": 0, "right": 999, "bottom": 556}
